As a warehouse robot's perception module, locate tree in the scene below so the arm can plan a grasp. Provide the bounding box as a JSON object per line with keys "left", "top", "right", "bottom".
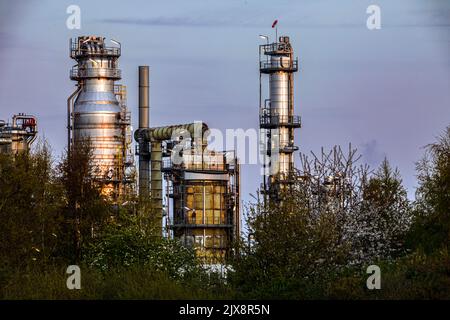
{"left": 83, "top": 210, "right": 201, "bottom": 280}
{"left": 0, "top": 141, "right": 63, "bottom": 269}
{"left": 57, "top": 141, "right": 112, "bottom": 262}
{"left": 230, "top": 146, "right": 412, "bottom": 298}
{"left": 231, "top": 146, "right": 360, "bottom": 298}
{"left": 409, "top": 126, "right": 450, "bottom": 254}
{"left": 349, "top": 158, "right": 412, "bottom": 263}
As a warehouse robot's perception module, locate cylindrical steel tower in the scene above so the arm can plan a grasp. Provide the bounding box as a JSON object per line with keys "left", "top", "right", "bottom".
{"left": 259, "top": 35, "right": 301, "bottom": 199}
{"left": 69, "top": 35, "right": 134, "bottom": 199}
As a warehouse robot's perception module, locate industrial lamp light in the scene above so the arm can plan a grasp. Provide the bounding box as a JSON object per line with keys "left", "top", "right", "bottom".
{"left": 110, "top": 39, "right": 121, "bottom": 47}
{"left": 259, "top": 34, "right": 269, "bottom": 44}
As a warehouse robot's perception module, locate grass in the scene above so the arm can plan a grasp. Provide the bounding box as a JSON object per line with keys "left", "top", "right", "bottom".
{"left": 0, "top": 264, "right": 230, "bottom": 300}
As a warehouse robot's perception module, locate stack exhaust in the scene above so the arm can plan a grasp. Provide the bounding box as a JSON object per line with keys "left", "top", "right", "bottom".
{"left": 138, "top": 66, "right": 150, "bottom": 199}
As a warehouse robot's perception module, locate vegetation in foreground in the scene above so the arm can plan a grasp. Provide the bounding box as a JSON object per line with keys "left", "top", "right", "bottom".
{"left": 0, "top": 126, "right": 449, "bottom": 299}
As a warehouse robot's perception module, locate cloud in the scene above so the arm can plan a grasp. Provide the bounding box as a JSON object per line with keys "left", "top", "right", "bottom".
{"left": 99, "top": 16, "right": 232, "bottom": 27}
{"left": 98, "top": 15, "right": 450, "bottom": 30}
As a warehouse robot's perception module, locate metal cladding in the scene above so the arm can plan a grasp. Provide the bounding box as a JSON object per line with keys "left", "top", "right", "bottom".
{"left": 0, "top": 114, "right": 37, "bottom": 154}
{"left": 163, "top": 148, "right": 240, "bottom": 266}
{"left": 134, "top": 65, "right": 240, "bottom": 264}
{"left": 135, "top": 122, "right": 209, "bottom": 142}
{"left": 259, "top": 35, "right": 301, "bottom": 199}
{"left": 135, "top": 121, "right": 210, "bottom": 235}
{"left": 112, "top": 37, "right": 242, "bottom": 265}
{"left": 138, "top": 66, "right": 150, "bottom": 199}
{"left": 139, "top": 66, "right": 150, "bottom": 130}
{"left": 69, "top": 36, "right": 134, "bottom": 200}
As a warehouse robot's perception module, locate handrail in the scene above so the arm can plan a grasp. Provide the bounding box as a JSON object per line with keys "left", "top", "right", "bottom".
{"left": 70, "top": 66, "right": 121, "bottom": 79}
{"left": 70, "top": 39, "right": 121, "bottom": 58}
{"left": 171, "top": 216, "right": 233, "bottom": 226}
{"left": 260, "top": 42, "right": 291, "bottom": 54}
{"left": 259, "top": 112, "right": 301, "bottom": 127}
{"left": 260, "top": 58, "right": 298, "bottom": 71}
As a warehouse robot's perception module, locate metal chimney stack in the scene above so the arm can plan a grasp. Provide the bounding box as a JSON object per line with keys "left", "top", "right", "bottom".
{"left": 138, "top": 66, "right": 150, "bottom": 198}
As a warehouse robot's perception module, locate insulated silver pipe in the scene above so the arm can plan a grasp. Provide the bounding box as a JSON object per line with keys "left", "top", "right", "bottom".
{"left": 135, "top": 122, "right": 209, "bottom": 143}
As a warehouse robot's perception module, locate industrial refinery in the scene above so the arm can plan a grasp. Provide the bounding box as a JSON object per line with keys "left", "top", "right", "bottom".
{"left": 2, "top": 1, "right": 449, "bottom": 306}
{"left": 68, "top": 36, "right": 135, "bottom": 201}
{"left": 259, "top": 35, "right": 301, "bottom": 201}
{"left": 134, "top": 66, "right": 241, "bottom": 264}
{"left": 0, "top": 34, "right": 299, "bottom": 266}
{"left": 0, "top": 114, "right": 37, "bottom": 154}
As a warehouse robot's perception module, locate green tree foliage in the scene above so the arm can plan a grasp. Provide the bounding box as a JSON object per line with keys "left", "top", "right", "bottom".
{"left": 350, "top": 158, "right": 412, "bottom": 262}
{"left": 83, "top": 211, "right": 201, "bottom": 280}
{"left": 231, "top": 147, "right": 413, "bottom": 298}
{"left": 1, "top": 126, "right": 450, "bottom": 300}
{"left": 409, "top": 126, "right": 450, "bottom": 254}
{"left": 0, "top": 264, "right": 229, "bottom": 300}
{"left": 0, "top": 141, "right": 221, "bottom": 299}
{"left": 327, "top": 250, "right": 450, "bottom": 300}
{"left": 57, "top": 141, "right": 112, "bottom": 262}
{"left": 0, "top": 141, "right": 63, "bottom": 270}
{"left": 230, "top": 192, "right": 350, "bottom": 299}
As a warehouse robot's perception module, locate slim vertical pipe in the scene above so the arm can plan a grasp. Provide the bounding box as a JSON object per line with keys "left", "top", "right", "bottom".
{"left": 138, "top": 66, "right": 150, "bottom": 199}
{"left": 236, "top": 158, "right": 241, "bottom": 238}
{"left": 67, "top": 85, "right": 81, "bottom": 156}
{"left": 150, "top": 140, "right": 163, "bottom": 235}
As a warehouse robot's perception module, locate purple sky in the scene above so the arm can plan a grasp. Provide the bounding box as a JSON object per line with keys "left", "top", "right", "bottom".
{"left": 0, "top": 0, "right": 449, "bottom": 201}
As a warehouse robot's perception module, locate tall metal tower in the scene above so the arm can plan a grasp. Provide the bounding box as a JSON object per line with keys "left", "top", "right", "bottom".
{"left": 68, "top": 36, "right": 135, "bottom": 200}
{"left": 259, "top": 35, "right": 301, "bottom": 199}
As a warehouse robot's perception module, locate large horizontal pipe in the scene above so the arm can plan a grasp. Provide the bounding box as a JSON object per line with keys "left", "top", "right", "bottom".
{"left": 134, "top": 121, "right": 209, "bottom": 236}
{"left": 134, "top": 122, "right": 209, "bottom": 143}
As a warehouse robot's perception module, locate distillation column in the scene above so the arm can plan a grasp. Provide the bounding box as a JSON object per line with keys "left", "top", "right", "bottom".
{"left": 69, "top": 35, "right": 133, "bottom": 200}
{"left": 259, "top": 35, "right": 301, "bottom": 199}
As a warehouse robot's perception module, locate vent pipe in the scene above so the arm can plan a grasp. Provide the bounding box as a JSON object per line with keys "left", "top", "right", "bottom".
{"left": 138, "top": 66, "right": 150, "bottom": 198}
